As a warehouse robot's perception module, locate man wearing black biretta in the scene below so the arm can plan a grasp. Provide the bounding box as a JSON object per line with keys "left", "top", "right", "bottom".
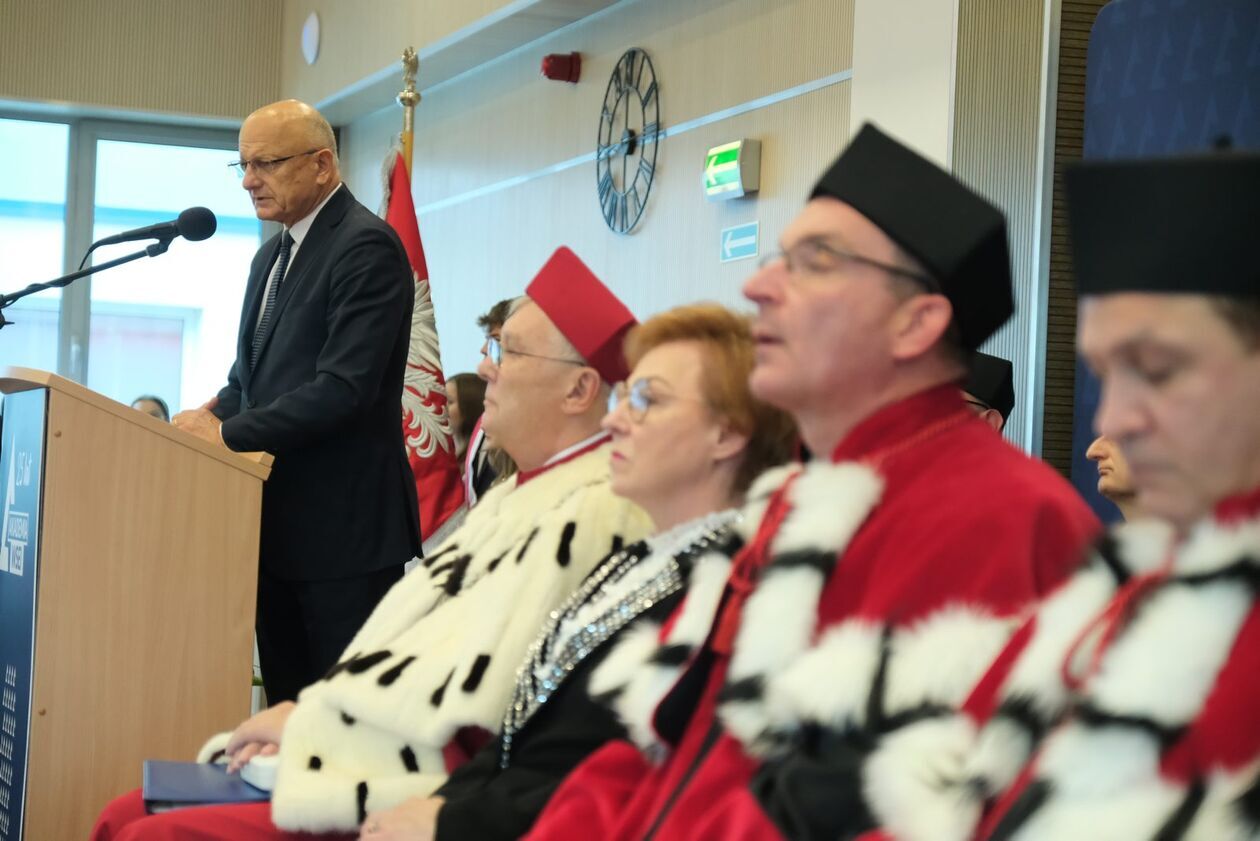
{"left": 962, "top": 350, "right": 1015, "bottom": 430}
{"left": 811, "top": 122, "right": 1014, "bottom": 350}
{"left": 529, "top": 122, "right": 1096, "bottom": 841}
{"left": 953, "top": 151, "right": 1260, "bottom": 837}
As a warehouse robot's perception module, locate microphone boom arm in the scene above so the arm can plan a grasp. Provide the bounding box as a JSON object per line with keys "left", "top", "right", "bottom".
{"left": 0, "top": 239, "right": 171, "bottom": 331}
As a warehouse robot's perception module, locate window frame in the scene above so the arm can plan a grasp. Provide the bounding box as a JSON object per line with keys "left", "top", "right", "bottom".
{"left": 0, "top": 110, "right": 263, "bottom": 383}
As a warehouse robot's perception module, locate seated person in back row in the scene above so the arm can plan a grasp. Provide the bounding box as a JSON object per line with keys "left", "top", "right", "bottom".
{"left": 961, "top": 350, "right": 1014, "bottom": 431}
{"left": 130, "top": 394, "right": 170, "bottom": 422}
{"left": 465, "top": 297, "right": 518, "bottom": 502}
{"left": 91, "top": 246, "right": 654, "bottom": 841}
{"left": 1086, "top": 433, "right": 1142, "bottom": 521}
{"left": 444, "top": 372, "right": 485, "bottom": 470}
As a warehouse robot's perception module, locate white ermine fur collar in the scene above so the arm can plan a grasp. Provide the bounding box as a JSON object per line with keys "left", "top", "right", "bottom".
{"left": 268, "top": 442, "right": 653, "bottom": 832}
{"left": 864, "top": 510, "right": 1260, "bottom": 841}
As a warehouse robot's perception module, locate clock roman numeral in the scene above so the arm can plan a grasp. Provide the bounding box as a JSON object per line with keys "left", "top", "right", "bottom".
{"left": 600, "top": 177, "right": 620, "bottom": 229}
{"left": 603, "top": 193, "right": 619, "bottom": 229}
{"left": 627, "top": 189, "right": 641, "bottom": 225}
{"left": 641, "top": 80, "right": 657, "bottom": 109}
{"left": 616, "top": 193, "right": 629, "bottom": 231}
{"left": 603, "top": 188, "right": 627, "bottom": 232}
{"left": 638, "top": 157, "right": 655, "bottom": 181}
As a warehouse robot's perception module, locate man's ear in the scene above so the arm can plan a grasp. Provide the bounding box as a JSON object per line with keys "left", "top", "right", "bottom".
{"left": 978, "top": 407, "right": 1005, "bottom": 432}
{"left": 562, "top": 368, "right": 604, "bottom": 415}
{"left": 314, "top": 149, "right": 337, "bottom": 183}
{"left": 890, "top": 293, "right": 954, "bottom": 361}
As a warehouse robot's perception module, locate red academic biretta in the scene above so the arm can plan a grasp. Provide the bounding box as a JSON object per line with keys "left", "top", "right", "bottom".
{"left": 526, "top": 246, "right": 637, "bottom": 384}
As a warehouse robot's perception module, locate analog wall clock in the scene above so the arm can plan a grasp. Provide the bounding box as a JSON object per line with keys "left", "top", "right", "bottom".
{"left": 596, "top": 48, "right": 660, "bottom": 235}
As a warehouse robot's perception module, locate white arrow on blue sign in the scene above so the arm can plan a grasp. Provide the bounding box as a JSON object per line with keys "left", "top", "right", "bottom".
{"left": 720, "top": 221, "right": 759, "bottom": 263}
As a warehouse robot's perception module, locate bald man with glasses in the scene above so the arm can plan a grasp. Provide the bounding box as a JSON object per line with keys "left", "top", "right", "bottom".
{"left": 172, "top": 99, "right": 421, "bottom": 705}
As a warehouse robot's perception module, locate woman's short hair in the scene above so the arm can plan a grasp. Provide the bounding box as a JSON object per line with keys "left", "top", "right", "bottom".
{"left": 623, "top": 303, "right": 798, "bottom": 492}
{"left": 447, "top": 373, "right": 486, "bottom": 443}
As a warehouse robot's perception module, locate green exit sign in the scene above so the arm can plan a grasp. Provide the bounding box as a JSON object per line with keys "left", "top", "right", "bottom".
{"left": 703, "top": 139, "right": 761, "bottom": 201}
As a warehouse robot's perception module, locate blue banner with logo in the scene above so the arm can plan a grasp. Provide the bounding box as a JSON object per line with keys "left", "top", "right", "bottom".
{"left": 1073, "top": 0, "right": 1260, "bottom": 522}
{"left": 0, "top": 389, "right": 46, "bottom": 841}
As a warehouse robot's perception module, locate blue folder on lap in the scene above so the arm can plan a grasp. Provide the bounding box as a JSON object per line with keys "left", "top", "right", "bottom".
{"left": 142, "top": 760, "right": 270, "bottom": 813}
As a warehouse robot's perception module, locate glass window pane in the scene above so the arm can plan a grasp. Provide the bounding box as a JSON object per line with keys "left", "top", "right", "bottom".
{"left": 88, "top": 139, "right": 260, "bottom": 415}
{"left": 0, "top": 118, "right": 68, "bottom": 372}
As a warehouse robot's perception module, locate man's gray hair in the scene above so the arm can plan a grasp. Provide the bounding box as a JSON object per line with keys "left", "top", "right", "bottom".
{"left": 302, "top": 109, "right": 338, "bottom": 164}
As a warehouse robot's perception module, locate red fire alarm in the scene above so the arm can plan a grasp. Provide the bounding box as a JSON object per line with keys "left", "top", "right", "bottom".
{"left": 541, "top": 52, "right": 581, "bottom": 83}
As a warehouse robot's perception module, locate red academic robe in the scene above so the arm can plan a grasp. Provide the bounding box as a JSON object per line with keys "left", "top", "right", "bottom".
{"left": 848, "top": 485, "right": 1260, "bottom": 841}
{"left": 525, "top": 385, "right": 1100, "bottom": 841}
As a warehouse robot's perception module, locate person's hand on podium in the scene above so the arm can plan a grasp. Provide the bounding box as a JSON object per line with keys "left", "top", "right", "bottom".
{"left": 224, "top": 700, "right": 296, "bottom": 774}
{"left": 173, "top": 396, "right": 225, "bottom": 448}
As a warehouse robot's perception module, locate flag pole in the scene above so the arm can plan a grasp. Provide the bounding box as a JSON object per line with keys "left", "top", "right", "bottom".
{"left": 388, "top": 44, "right": 467, "bottom": 548}
{"left": 397, "top": 47, "right": 420, "bottom": 175}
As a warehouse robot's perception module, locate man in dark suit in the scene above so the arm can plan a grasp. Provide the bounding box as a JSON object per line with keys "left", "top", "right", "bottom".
{"left": 173, "top": 99, "right": 421, "bottom": 704}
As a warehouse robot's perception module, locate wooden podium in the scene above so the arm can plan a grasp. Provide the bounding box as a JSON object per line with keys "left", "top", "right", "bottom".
{"left": 0, "top": 368, "right": 271, "bottom": 840}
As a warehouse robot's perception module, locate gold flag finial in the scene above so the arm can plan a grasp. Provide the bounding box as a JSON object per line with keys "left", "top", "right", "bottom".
{"left": 398, "top": 47, "right": 420, "bottom": 111}
{"left": 397, "top": 47, "right": 420, "bottom": 173}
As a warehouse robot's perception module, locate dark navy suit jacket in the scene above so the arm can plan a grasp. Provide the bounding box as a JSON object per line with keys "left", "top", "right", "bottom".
{"left": 214, "top": 186, "right": 422, "bottom": 581}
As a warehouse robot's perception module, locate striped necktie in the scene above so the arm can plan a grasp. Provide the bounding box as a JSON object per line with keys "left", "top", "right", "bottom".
{"left": 250, "top": 231, "right": 293, "bottom": 369}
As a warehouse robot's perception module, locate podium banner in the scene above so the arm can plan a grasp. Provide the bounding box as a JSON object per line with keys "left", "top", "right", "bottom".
{"left": 0, "top": 388, "right": 46, "bottom": 841}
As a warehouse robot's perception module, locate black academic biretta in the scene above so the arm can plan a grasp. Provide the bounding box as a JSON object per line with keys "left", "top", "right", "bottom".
{"left": 811, "top": 122, "right": 1014, "bottom": 350}
{"left": 1066, "top": 151, "right": 1260, "bottom": 297}
{"left": 962, "top": 351, "right": 1015, "bottom": 421}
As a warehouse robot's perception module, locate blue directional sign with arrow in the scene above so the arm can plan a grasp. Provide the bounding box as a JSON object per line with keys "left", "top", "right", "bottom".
{"left": 720, "top": 221, "right": 759, "bottom": 263}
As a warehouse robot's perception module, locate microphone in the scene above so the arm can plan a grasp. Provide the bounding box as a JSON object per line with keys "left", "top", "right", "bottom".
{"left": 6, "top": 206, "right": 220, "bottom": 324}
{"left": 93, "top": 206, "right": 218, "bottom": 248}
{"left": 7, "top": 206, "right": 220, "bottom": 323}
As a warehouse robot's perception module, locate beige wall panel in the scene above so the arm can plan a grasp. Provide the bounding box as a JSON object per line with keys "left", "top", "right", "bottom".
{"left": 0, "top": 0, "right": 282, "bottom": 120}
{"left": 345, "top": 0, "right": 852, "bottom": 209}
{"left": 413, "top": 83, "right": 850, "bottom": 376}
{"left": 280, "top": 0, "right": 521, "bottom": 107}
{"left": 851, "top": 0, "right": 958, "bottom": 166}
{"left": 952, "top": 0, "right": 1048, "bottom": 450}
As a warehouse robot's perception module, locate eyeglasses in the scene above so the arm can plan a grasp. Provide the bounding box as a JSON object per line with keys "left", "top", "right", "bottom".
{"left": 759, "top": 239, "right": 938, "bottom": 290}
{"left": 228, "top": 149, "right": 320, "bottom": 179}
{"left": 485, "top": 336, "right": 585, "bottom": 368}
{"left": 608, "top": 378, "right": 706, "bottom": 423}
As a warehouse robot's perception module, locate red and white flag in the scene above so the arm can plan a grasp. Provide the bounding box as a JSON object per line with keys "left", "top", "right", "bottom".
{"left": 382, "top": 151, "right": 466, "bottom": 544}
